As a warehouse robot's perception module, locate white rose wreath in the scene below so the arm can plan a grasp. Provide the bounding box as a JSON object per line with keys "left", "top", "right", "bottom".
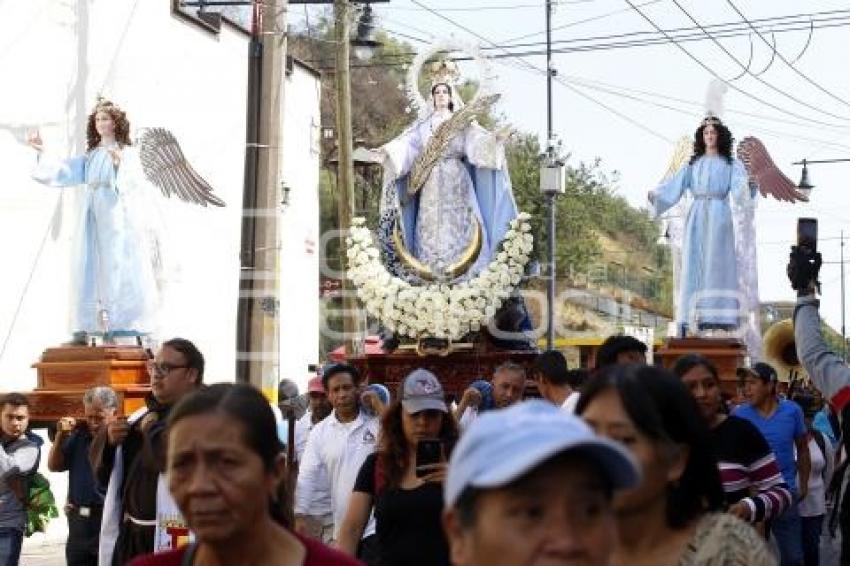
{"left": 346, "top": 213, "right": 533, "bottom": 341}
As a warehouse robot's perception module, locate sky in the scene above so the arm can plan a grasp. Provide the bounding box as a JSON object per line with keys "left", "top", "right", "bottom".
{"left": 294, "top": 0, "right": 850, "bottom": 335}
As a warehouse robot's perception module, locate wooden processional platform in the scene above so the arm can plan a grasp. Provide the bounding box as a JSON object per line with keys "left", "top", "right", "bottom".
{"left": 346, "top": 343, "right": 539, "bottom": 400}
{"left": 27, "top": 345, "right": 151, "bottom": 427}
{"left": 655, "top": 337, "right": 748, "bottom": 397}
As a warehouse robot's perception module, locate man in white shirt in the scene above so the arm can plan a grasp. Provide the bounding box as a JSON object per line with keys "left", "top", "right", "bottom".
{"left": 533, "top": 350, "right": 586, "bottom": 413}
{"left": 456, "top": 362, "right": 526, "bottom": 432}
{"left": 295, "top": 363, "right": 379, "bottom": 557}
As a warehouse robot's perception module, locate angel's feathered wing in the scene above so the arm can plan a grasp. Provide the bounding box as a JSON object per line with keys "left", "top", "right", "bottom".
{"left": 137, "top": 128, "right": 225, "bottom": 207}
{"left": 737, "top": 136, "right": 807, "bottom": 203}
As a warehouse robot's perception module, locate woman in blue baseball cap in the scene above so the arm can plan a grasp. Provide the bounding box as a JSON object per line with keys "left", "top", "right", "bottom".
{"left": 337, "top": 369, "right": 457, "bottom": 565}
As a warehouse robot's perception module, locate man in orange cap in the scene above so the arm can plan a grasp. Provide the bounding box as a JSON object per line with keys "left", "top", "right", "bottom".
{"left": 295, "top": 375, "right": 333, "bottom": 462}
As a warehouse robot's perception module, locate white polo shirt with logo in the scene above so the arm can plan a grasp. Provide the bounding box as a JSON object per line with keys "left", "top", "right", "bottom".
{"left": 295, "top": 409, "right": 379, "bottom": 539}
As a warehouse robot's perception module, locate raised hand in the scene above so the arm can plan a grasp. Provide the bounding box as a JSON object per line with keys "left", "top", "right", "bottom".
{"left": 495, "top": 126, "right": 513, "bottom": 143}
{"left": 107, "top": 416, "right": 129, "bottom": 446}
{"left": 56, "top": 416, "right": 76, "bottom": 436}
{"left": 27, "top": 130, "right": 43, "bottom": 152}
{"left": 460, "top": 386, "right": 482, "bottom": 409}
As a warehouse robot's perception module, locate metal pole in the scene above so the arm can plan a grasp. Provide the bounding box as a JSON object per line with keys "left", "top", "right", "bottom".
{"left": 545, "top": 0, "right": 556, "bottom": 351}
{"left": 236, "top": 0, "right": 286, "bottom": 390}
{"left": 842, "top": 230, "right": 846, "bottom": 361}
{"left": 335, "top": 0, "right": 358, "bottom": 355}
{"left": 841, "top": 230, "right": 847, "bottom": 362}
{"left": 236, "top": 2, "right": 263, "bottom": 384}
{"left": 546, "top": 0, "right": 553, "bottom": 146}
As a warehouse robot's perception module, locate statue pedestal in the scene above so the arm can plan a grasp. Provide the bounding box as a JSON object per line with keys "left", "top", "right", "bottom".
{"left": 655, "top": 337, "right": 747, "bottom": 397}
{"left": 27, "top": 345, "right": 151, "bottom": 426}
{"left": 347, "top": 345, "right": 538, "bottom": 399}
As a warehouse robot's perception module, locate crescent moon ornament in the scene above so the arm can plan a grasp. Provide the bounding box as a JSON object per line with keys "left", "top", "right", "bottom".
{"left": 392, "top": 218, "right": 482, "bottom": 281}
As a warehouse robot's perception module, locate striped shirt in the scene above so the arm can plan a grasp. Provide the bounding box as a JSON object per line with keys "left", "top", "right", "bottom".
{"left": 712, "top": 416, "right": 792, "bottom": 523}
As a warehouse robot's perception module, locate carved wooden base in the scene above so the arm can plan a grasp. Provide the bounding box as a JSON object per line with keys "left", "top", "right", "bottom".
{"left": 655, "top": 337, "right": 747, "bottom": 396}
{"left": 347, "top": 348, "right": 539, "bottom": 400}
{"left": 27, "top": 345, "right": 151, "bottom": 425}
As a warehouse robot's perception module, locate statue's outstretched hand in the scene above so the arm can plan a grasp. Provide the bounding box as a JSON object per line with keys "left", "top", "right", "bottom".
{"left": 495, "top": 126, "right": 513, "bottom": 143}
{"left": 27, "top": 130, "right": 43, "bottom": 152}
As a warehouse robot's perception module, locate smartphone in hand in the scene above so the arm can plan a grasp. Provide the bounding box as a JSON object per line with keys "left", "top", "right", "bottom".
{"left": 797, "top": 218, "right": 817, "bottom": 253}
{"left": 415, "top": 439, "right": 444, "bottom": 478}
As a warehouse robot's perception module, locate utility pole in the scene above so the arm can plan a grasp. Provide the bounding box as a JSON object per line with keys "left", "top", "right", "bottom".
{"left": 236, "top": 0, "right": 286, "bottom": 397}
{"left": 334, "top": 0, "right": 359, "bottom": 355}
{"left": 541, "top": 0, "right": 563, "bottom": 351}
{"left": 841, "top": 230, "right": 847, "bottom": 362}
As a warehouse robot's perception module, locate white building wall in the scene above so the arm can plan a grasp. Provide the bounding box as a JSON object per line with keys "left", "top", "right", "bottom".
{"left": 279, "top": 59, "right": 322, "bottom": 393}
{"left": 0, "top": 2, "right": 320, "bottom": 391}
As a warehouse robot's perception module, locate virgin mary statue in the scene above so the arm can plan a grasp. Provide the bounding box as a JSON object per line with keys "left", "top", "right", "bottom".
{"left": 375, "top": 59, "right": 518, "bottom": 283}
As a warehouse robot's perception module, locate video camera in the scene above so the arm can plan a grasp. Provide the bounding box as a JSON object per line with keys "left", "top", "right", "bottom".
{"left": 787, "top": 218, "right": 822, "bottom": 295}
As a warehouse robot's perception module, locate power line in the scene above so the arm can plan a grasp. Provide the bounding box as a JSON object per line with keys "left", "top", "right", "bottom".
{"left": 294, "top": 8, "right": 850, "bottom": 66}
{"left": 500, "top": 0, "right": 660, "bottom": 45}
{"left": 382, "top": 27, "right": 429, "bottom": 44}
{"left": 562, "top": 78, "right": 850, "bottom": 153}
{"left": 725, "top": 0, "right": 850, "bottom": 111}
{"left": 565, "top": 76, "right": 848, "bottom": 133}
{"left": 406, "top": 0, "right": 676, "bottom": 144}
{"left": 299, "top": 1, "right": 850, "bottom": 148}
{"left": 622, "top": 0, "right": 849, "bottom": 129}
{"left": 668, "top": 0, "right": 850, "bottom": 123}
{"left": 379, "top": 2, "right": 551, "bottom": 12}
{"left": 557, "top": 78, "right": 675, "bottom": 143}
{"left": 378, "top": 0, "right": 598, "bottom": 10}
{"left": 300, "top": 11, "right": 850, "bottom": 67}
{"left": 500, "top": 8, "right": 850, "bottom": 50}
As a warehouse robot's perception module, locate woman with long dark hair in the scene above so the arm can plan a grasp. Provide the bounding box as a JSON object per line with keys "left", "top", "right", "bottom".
{"left": 337, "top": 369, "right": 457, "bottom": 565}
{"left": 129, "top": 383, "right": 358, "bottom": 566}
{"left": 576, "top": 364, "right": 772, "bottom": 565}
{"left": 673, "top": 354, "right": 792, "bottom": 527}
{"left": 673, "top": 354, "right": 791, "bottom": 523}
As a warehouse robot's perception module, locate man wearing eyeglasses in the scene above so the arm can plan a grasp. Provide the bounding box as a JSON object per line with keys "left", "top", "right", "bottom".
{"left": 91, "top": 338, "right": 204, "bottom": 565}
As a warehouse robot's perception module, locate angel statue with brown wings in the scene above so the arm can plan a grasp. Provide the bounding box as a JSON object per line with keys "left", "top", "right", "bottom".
{"left": 27, "top": 98, "right": 223, "bottom": 343}
{"left": 650, "top": 83, "right": 805, "bottom": 354}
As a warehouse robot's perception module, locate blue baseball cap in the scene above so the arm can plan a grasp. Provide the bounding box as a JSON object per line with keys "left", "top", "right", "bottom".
{"left": 445, "top": 400, "right": 641, "bottom": 507}
{"left": 401, "top": 369, "right": 448, "bottom": 414}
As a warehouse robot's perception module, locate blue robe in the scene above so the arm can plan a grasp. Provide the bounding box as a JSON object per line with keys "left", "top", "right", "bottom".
{"left": 32, "top": 146, "right": 158, "bottom": 335}
{"left": 654, "top": 155, "right": 750, "bottom": 329}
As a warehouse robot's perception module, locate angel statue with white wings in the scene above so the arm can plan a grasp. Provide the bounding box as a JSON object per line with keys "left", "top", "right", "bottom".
{"left": 373, "top": 52, "right": 517, "bottom": 283}
{"left": 27, "top": 98, "right": 223, "bottom": 343}
{"left": 650, "top": 83, "right": 805, "bottom": 354}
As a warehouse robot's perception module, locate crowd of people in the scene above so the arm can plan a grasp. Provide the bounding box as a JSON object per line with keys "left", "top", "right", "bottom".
{"left": 0, "top": 262, "right": 847, "bottom": 565}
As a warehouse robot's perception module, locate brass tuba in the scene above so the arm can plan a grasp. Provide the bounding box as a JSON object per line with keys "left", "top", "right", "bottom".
{"left": 762, "top": 319, "right": 806, "bottom": 383}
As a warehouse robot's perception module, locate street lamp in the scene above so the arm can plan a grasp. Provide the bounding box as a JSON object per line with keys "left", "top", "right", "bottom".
{"left": 352, "top": 3, "right": 382, "bottom": 61}
{"left": 796, "top": 159, "right": 815, "bottom": 200}
{"left": 793, "top": 157, "right": 850, "bottom": 200}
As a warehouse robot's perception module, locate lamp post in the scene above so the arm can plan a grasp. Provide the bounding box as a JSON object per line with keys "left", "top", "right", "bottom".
{"left": 334, "top": 1, "right": 385, "bottom": 355}
{"left": 794, "top": 157, "right": 850, "bottom": 360}
{"left": 540, "top": 0, "right": 564, "bottom": 351}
